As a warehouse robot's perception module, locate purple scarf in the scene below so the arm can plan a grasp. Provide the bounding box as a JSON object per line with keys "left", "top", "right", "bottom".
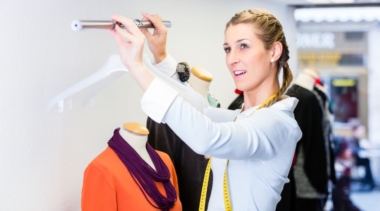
{"left": 108, "top": 128, "right": 177, "bottom": 211}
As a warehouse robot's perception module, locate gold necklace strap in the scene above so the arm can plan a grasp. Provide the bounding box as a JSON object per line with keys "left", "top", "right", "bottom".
{"left": 223, "top": 160, "right": 232, "bottom": 211}
{"left": 199, "top": 159, "right": 212, "bottom": 211}
{"left": 199, "top": 159, "right": 232, "bottom": 211}
{"left": 257, "top": 94, "right": 277, "bottom": 110}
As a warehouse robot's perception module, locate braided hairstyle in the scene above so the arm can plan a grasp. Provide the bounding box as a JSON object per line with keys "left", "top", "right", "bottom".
{"left": 226, "top": 9, "right": 293, "bottom": 108}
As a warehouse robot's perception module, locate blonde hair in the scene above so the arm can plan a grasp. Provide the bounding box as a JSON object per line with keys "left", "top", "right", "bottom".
{"left": 226, "top": 9, "right": 293, "bottom": 108}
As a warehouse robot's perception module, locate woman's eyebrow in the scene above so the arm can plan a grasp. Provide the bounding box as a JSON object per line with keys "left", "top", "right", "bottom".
{"left": 223, "top": 39, "right": 249, "bottom": 46}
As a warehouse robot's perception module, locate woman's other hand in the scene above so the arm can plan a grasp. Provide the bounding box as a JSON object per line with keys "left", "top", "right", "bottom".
{"left": 140, "top": 12, "right": 168, "bottom": 63}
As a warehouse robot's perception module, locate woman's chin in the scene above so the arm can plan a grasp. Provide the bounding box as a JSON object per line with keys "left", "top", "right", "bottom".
{"left": 234, "top": 84, "right": 248, "bottom": 92}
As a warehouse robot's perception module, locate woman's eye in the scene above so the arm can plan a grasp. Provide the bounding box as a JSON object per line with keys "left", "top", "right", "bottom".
{"left": 240, "top": 43, "right": 248, "bottom": 49}
{"left": 224, "top": 47, "right": 231, "bottom": 53}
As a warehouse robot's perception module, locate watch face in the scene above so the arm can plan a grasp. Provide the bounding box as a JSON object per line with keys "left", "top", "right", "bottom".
{"left": 176, "top": 62, "right": 190, "bottom": 82}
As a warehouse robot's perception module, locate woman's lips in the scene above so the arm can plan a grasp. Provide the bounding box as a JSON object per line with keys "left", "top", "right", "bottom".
{"left": 234, "top": 70, "right": 247, "bottom": 76}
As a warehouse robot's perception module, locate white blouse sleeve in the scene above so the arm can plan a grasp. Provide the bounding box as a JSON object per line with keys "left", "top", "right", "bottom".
{"left": 152, "top": 54, "right": 178, "bottom": 79}
{"left": 141, "top": 78, "right": 301, "bottom": 160}
{"left": 152, "top": 54, "right": 189, "bottom": 86}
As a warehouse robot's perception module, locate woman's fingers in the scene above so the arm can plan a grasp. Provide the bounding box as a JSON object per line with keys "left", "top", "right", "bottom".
{"left": 109, "top": 14, "right": 146, "bottom": 70}
{"left": 115, "top": 24, "right": 136, "bottom": 43}
{"left": 111, "top": 14, "right": 141, "bottom": 36}
{"left": 140, "top": 13, "right": 158, "bottom": 39}
{"left": 141, "top": 12, "right": 167, "bottom": 33}
{"left": 139, "top": 20, "right": 153, "bottom": 40}
{"left": 110, "top": 14, "right": 146, "bottom": 46}
{"left": 139, "top": 12, "right": 168, "bottom": 63}
{"left": 109, "top": 28, "right": 125, "bottom": 45}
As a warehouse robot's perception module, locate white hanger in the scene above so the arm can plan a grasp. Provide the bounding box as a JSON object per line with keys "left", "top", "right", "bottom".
{"left": 83, "top": 54, "right": 208, "bottom": 112}
{"left": 46, "top": 54, "right": 128, "bottom": 112}
{"left": 47, "top": 54, "right": 208, "bottom": 113}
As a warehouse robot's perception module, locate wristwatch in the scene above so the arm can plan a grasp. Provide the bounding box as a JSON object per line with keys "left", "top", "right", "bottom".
{"left": 176, "top": 62, "right": 190, "bottom": 82}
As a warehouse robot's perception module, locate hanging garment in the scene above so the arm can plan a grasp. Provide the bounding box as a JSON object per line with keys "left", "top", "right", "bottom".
{"left": 227, "top": 94, "right": 244, "bottom": 110}
{"left": 313, "top": 86, "right": 337, "bottom": 185}
{"left": 81, "top": 136, "right": 182, "bottom": 211}
{"left": 287, "top": 84, "right": 334, "bottom": 211}
{"left": 287, "top": 84, "right": 330, "bottom": 195}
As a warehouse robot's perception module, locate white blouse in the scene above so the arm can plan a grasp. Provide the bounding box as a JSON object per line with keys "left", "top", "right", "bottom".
{"left": 142, "top": 55, "right": 302, "bottom": 211}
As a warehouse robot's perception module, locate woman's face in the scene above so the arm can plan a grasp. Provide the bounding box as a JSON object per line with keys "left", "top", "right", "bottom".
{"left": 224, "top": 23, "right": 274, "bottom": 92}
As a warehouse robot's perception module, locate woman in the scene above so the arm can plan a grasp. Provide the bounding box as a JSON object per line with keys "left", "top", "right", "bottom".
{"left": 110, "top": 9, "right": 302, "bottom": 211}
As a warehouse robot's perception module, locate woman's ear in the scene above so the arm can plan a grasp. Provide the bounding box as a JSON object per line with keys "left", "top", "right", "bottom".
{"left": 271, "top": 41, "right": 283, "bottom": 62}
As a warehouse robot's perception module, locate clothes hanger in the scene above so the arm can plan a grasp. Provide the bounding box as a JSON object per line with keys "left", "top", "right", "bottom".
{"left": 82, "top": 54, "right": 209, "bottom": 112}
{"left": 47, "top": 54, "right": 208, "bottom": 113}
{"left": 46, "top": 54, "right": 127, "bottom": 112}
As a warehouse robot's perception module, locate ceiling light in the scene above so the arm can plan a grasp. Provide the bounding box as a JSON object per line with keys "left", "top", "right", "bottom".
{"left": 330, "top": 0, "right": 355, "bottom": 3}
{"left": 306, "top": 0, "right": 355, "bottom": 3}
{"left": 306, "top": 0, "right": 331, "bottom": 3}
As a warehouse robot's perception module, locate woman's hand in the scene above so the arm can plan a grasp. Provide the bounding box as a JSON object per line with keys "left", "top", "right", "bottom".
{"left": 110, "top": 14, "right": 145, "bottom": 71}
{"left": 109, "top": 14, "right": 154, "bottom": 92}
{"left": 139, "top": 12, "right": 168, "bottom": 63}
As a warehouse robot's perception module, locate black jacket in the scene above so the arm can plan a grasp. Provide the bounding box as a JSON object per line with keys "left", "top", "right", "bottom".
{"left": 287, "top": 84, "right": 331, "bottom": 194}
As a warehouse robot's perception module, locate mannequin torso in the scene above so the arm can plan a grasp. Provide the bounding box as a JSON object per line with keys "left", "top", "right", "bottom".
{"left": 188, "top": 66, "right": 213, "bottom": 100}
{"left": 119, "top": 122, "right": 155, "bottom": 170}
{"left": 294, "top": 68, "right": 318, "bottom": 91}
{"left": 81, "top": 122, "right": 182, "bottom": 211}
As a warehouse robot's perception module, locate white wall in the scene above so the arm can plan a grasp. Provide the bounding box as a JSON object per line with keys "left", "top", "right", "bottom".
{"left": 0, "top": 0, "right": 295, "bottom": 210}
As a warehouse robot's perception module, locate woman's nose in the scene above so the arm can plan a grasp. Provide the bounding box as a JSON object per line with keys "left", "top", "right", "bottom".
{"left": 228, "top": 50, "right": 240, "bottom": 66}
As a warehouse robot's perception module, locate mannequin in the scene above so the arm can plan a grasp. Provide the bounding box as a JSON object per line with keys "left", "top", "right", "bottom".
{"left": 287, "top": 68, "right": 335, "bottom": 211}
{"left": 294, "top": 68, "right": 318, "bottom": 91}
{"left": 188, "top": 66, "right": 220, "bottom": 108}
{"left": 188, "top": 66, "right": 213, "bottom": 99}
{"left": 81, "top": 122, "right": 182, "bottom": 211}
{"left": 119, "top": 122, "right": 155, "bottom": 170}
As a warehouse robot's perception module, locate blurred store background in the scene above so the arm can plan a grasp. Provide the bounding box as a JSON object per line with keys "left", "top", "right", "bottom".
{"left": 274, "top": 0, "right": 380, "bottom": 210}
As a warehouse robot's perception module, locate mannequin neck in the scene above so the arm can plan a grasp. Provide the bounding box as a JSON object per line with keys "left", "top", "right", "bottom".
{"left": 118, "top": 127, "right": 155, "bottom": 170}
{"left": 294, "top": 72, "right": 315, "bottom": 91}
{"left": 189, "top": 74, "right": 210, "bottom": 100}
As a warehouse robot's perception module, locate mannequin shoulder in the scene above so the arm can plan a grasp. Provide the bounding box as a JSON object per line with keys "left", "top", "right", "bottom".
{"left": 155, "top": 150, "right": 173, "bottom": 164}
{"left": 86, "top": 148, "right": 123, "bottom": 168}
{"left": 286, "top": 84, "right": 317, "bottom": 99}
